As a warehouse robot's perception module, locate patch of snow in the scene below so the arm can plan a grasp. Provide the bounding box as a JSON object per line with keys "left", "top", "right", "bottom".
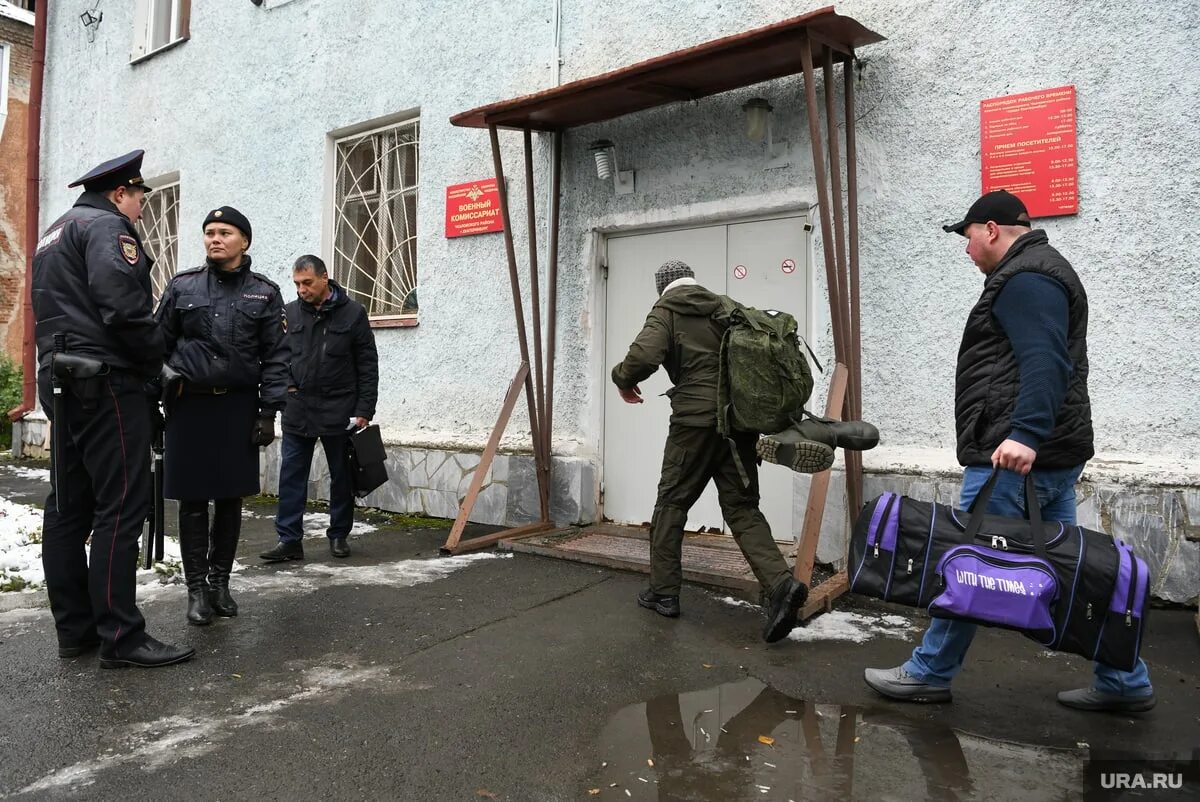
{"left": 300, "top": 511, "right": 377, "bottom": 539}
{"left": 786, "top": 611, "right": 916, "bottom": 643}
{"left": 715, "top": 596, "right": 916, "bottom": 643}
{"left": 17, "top": 662, "right": 397, "bottom": 794}
{"left": 1, "top": 493, "right": 187, "bottom": 592}
{"left": 0, "top": 497, "right": 46, "bottom": 589}
{"left": 235, "top": 552, "right": 509, "bottom": 594}
{"left": 0, "top": 465, "right": 52, "bottom": 481}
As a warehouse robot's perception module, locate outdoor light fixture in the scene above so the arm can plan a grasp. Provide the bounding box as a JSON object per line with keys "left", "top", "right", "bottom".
{"left": 742, "top": 97, "right": 790, "bottom": 170}
{"left": 589, "top": 139, "right": 635, "bottom": 195}
{"left": 743, "top": 98, "right": 773, "bottom": 142}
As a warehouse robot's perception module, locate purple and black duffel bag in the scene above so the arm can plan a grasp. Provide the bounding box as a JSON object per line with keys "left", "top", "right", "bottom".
{"left": 848, "top": 469, "right": 1149, "bottom": 671}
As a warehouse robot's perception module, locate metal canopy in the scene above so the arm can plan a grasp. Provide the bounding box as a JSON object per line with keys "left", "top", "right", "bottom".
{"left": 450, "top": 6, "right": 884, "bottom": 131}
{"left": 443, "top": 8, "right": 882, "bottom": 623}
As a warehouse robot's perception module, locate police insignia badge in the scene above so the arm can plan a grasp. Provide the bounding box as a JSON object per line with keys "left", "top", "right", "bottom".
{"left": 118, "top": 235, "right": 140, "bottom": 265}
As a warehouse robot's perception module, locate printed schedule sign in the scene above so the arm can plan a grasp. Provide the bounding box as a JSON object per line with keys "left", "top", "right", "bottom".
{"left": 445, "top": 179, "right": 504, "bottom": 238}
{"left": 980, "top": 86, "right": 1078, "bottom": 217}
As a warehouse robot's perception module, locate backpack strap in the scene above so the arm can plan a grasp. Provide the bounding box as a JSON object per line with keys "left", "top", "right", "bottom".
{"left": 727, "top": 435, "right": 752, "bottom": 489}
{"left": 799, "top": 338, "right": 823, "bottom": 374}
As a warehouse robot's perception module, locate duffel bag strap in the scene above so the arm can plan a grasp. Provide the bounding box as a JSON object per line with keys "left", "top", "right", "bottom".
{"left": 963, "top": 468, "right": 1049, "bottom": 560}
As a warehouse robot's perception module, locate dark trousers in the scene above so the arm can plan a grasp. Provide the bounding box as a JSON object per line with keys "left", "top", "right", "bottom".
{"left": 38, "top": 371, "right": 150, "bottom": 651}
{"left": 275, "top": 431, "right": 354, "bottom": 543}
{"left": 649, "top": 422, "right": 790, "bottom": 597}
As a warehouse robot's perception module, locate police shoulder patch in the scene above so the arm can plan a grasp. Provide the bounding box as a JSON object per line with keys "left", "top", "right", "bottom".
{"left": 118, "top": 234, "right": 140, "bottom": 265}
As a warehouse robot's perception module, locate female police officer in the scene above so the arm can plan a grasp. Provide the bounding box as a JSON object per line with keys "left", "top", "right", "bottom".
{"left": 156, "top": 207, "right": 287, "bottom": 625}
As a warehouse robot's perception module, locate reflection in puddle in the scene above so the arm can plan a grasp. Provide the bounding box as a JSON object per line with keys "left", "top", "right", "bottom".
{"left": 587, "top": 678, "right": 1081, "bottom": 801}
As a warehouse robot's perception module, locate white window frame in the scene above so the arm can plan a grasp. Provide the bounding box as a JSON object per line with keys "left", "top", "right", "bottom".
{"left": 134, "top": 177, "right": 181, "bottom": 302}
{"left": 328, "top": 115, "right": 420, "bottom": 324}
{"left": 130, "top": 0, "right": 190, "bottom": 64}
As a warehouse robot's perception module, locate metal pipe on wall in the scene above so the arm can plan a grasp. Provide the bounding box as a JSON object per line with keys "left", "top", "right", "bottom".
{"left": 9, "top": 0, "right": 47, "bottom": 423}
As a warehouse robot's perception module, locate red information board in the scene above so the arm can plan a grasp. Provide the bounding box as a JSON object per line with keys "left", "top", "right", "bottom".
{"left": 445, "top": 179, "right": 504, "bottom": 238}
{"left": 980, "top": 86, "right": 1078, "bottom": 218}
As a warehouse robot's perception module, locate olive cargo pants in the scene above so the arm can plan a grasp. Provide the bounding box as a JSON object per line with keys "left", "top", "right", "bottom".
{"left": 649, "top": 422, "right": 790, "bottom": 597}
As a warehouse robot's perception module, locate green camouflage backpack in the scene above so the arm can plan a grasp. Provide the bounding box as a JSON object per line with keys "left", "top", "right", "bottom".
{"left": 714, "top": 297, "right": 816, "bottom": 437}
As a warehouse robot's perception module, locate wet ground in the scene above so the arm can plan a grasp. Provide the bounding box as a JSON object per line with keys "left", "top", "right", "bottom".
{"left": 0, "top": 457, "right": 1198, "bottom": 800}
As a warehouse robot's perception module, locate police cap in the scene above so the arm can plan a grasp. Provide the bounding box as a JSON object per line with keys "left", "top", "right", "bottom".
{"left": 67, "top": 149, "right": 154, "bottom": 194}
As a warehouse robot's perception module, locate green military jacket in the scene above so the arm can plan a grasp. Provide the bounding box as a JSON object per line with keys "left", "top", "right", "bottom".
{"left": 611, "top": 283, "right": 726, "bottom": 427}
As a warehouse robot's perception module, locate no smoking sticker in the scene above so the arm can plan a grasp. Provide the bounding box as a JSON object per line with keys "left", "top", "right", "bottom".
{"left": 781, "top": 258, "right": 796, "bottom": 274}
{"left": 733, "top": 264, "right": 748, "bottom": 280}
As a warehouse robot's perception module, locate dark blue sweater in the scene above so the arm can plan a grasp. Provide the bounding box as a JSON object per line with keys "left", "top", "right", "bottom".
{"left": 991, "top": 272, "right": 1073, "bottom": 451}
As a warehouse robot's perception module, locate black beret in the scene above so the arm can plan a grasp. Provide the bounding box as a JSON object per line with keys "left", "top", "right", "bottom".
{"left": 202, "top": 206, "right": 252, "bottom": 247}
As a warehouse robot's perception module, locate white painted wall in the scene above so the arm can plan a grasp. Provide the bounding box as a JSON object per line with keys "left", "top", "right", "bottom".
{"left": 36, "top": 0, "right": 1200, "bottom": 486}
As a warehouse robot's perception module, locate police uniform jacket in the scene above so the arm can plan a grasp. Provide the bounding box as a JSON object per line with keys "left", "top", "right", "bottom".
{"left": 155, "top": 256, "right": 289, "bottom": 412}
{"left": 281, "top": 281, "right": 379, "bottom": 437}
{"left": 31, "top": 192, "right": 164, "bottom": 379}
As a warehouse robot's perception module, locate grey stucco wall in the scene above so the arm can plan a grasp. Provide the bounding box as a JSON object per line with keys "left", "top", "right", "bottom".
{"left": 32, "top": 3, "right": 1199, "bottom": 495}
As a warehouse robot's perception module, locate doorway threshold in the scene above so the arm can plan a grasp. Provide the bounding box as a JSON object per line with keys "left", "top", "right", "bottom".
{"left": 498, "top": 523, "right": 813, "bottom": 603}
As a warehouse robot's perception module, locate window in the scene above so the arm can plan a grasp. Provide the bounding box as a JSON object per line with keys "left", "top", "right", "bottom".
{"left": 332, "top": 117, "right": 420, "bottom": 319}
{"left": 135, "top": 180, "right": 180, "bottom": 301}
{"left": 131, "top": 0, "right": 190, "bottom": 63}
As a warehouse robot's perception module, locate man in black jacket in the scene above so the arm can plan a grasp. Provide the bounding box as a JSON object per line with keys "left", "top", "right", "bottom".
{"left": 261, "top": 255, "right": 379, "bottom": 561}
{"left": 31, "top": 150, "right": 193, "bottom": 668}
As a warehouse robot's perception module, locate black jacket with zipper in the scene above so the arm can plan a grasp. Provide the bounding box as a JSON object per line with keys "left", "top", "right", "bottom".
{"left": 281, "top": 281, "right": 379, "bottom": 437}
{"left": 31, "top": 192, "right": 163, "bottom": 379}
{"left": 155, "top": 255, "right": 289, "bottom": 412}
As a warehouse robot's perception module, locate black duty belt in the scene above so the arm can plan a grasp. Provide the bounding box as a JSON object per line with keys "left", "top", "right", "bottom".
{"left": 182, "top": 383, "right": 232, "bottom": 395}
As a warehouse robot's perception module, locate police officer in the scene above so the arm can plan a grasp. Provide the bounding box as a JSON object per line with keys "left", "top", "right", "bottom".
{"left": 156, "top": 207, "right": 288, "bottom": 626}
{"left": 31, "top": 150, "right": 194, "bottom": 668}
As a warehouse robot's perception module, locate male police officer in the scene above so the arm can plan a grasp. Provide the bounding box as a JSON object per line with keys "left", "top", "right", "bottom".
{"left": 31, "top": 150, "right": 194, "bottom": 668}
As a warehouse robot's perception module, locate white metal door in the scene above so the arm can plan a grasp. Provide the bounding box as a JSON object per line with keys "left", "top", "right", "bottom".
{"left": 604, "top": 226, "right": 727, "bottom": 532}
{"left": 726, "top": 217, "right": 811, "bottom": 542}
{"left": 602, "top": 215, "right": 810, "bottom": 541}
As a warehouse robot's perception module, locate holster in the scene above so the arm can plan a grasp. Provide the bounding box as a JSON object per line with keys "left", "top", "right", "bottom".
{"left": 52, "top": 353, "right": 109, "bottom": 410}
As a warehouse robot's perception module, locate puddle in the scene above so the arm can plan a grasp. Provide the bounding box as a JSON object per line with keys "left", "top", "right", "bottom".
{"left": 586, "top": 677, "right": 1084, "bottom": 801}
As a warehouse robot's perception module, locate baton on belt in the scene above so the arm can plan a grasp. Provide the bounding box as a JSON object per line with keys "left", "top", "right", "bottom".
{"left": 143, "top": 422, "right": 165, "bottom": 569}
{"left": 50, "top": 333, "right": 68, "bottom": 513}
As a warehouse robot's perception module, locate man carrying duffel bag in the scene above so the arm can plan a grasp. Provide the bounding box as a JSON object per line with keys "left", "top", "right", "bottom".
{"left": 863, "top": 191, "right": 1155, "bottom": 713}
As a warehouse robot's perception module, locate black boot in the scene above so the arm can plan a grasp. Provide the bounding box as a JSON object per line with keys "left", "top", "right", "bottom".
{"left": 179, "top": 503, "right": 213, "bottom": 626}
{"left": 208, "top": 497, "right": 241, "bottom": 617}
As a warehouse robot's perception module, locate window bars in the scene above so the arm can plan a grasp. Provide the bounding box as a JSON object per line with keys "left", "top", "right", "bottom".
{"left": 333, "top": 118, "right": 420, "bottom": 318}
{"left": 135, "top": 181, "right": 180, "bottom": 301}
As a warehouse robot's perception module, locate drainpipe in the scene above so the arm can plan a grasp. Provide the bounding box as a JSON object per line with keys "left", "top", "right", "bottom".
{"left": 8, "top": 0, "right": 47, "bottom": 423}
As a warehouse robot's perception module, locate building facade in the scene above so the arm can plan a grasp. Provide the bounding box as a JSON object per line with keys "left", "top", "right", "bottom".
{"left": 20, "top": 0, "right": 1198, "bottom": 602}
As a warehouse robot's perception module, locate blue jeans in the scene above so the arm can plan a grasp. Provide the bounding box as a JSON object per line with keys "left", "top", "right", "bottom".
{"left": 903, "top": 464, "right": 1153, "bottom": 696}
{"left": 275, "top": 432, "right": 355, "bottom": 544}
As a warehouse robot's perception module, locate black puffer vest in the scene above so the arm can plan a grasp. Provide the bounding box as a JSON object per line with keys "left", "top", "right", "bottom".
{"left": 955, "top": 230, "right": 1094, "bottom": 468}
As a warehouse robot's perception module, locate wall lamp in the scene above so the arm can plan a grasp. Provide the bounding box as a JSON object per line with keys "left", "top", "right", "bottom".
{"left": 742, "top": 97, "right": 790, "bottom": 170}
{"left": 588, "top": 139, "right": 635, "bottom": 195}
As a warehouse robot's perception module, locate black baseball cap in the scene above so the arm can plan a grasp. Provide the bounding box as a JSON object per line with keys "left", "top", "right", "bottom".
{"left": 942, "top": 190, "right": 1031, "bottom": 235}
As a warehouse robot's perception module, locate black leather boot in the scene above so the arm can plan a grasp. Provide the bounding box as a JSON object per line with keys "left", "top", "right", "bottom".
{"left": 208, "top": 497, "right": 242, "bottom": 617}
{"left": 179, "top": 503, "right": 213, "bottom": 626}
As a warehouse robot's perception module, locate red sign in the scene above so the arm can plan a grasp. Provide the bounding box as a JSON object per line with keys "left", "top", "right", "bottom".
{"left": 445, "top": 179, "right": 504, "bottom": 238}
{"left": 781, "top": 258, "right": 796, "bottom": 274}
{"left": 733, "top": 264, "right": 747, "bottom": 280}
{"left": 980, "top": 86, "right": 1078, "bottom": 218}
